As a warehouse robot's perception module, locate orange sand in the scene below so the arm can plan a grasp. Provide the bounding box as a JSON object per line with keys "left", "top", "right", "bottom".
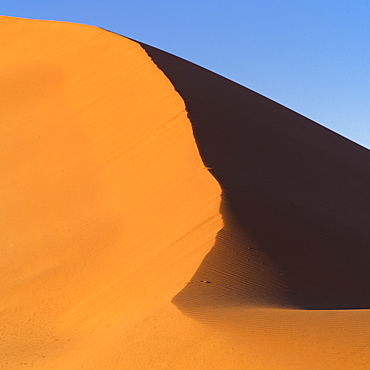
{"left": 1, "top": 16, "right": 370, "bottom": 369}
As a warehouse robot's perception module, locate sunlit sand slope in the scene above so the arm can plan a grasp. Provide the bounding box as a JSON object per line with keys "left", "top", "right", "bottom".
{"left": 2, "top": 16, "right": 370, "bottom": 369}
{"left": 0, "top": 16, "right": 222, "bottom": 368}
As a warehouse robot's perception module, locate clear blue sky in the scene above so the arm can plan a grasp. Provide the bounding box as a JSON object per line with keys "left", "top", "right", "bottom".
{"left": 2, "top": 1, "right": 369, "bottom": 149}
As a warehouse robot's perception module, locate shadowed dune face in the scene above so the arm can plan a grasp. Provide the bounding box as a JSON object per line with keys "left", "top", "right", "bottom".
{"left": 141, "top": 43, "right": 370, "bottom": 310}
{"left": 172, "top": 198, "right": 291, "bottom": 316}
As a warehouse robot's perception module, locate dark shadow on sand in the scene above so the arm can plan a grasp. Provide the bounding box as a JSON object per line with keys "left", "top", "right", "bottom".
{"left": 140, "top": 42, "right": 370, "bottom": 310}
{"left": 171, "top": 197, "right": 292, "bottom": 316}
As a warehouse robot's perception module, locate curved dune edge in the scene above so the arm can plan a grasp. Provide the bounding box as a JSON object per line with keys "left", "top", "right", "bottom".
{"left": 1, "top": 16, "right": 370, "bottom": 369}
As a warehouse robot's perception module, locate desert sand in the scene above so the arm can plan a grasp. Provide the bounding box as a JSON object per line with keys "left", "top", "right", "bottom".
{"left": 1, "top": 16, "right": 370, "bottom": 369}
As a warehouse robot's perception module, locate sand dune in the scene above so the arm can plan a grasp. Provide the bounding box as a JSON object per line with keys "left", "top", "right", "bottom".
{"left": 1, "top": 16, "right": 370, "bottom": 369}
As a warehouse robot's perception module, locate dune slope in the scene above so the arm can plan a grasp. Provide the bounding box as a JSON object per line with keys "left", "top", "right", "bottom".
{"left": 0, "top": 16, "right": 223, "bottom": 368}
{"left": 1, "top": 16, "right": 370, "bottom": 369}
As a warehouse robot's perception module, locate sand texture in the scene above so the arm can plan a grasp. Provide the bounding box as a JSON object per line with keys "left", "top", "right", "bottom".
{"left": 1, "top": 16, "right": 370, "bottom": 369}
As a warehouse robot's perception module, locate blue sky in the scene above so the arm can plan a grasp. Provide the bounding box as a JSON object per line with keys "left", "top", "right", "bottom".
{"left": 2, "top": 1, "right": 369, "bottom": 149}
